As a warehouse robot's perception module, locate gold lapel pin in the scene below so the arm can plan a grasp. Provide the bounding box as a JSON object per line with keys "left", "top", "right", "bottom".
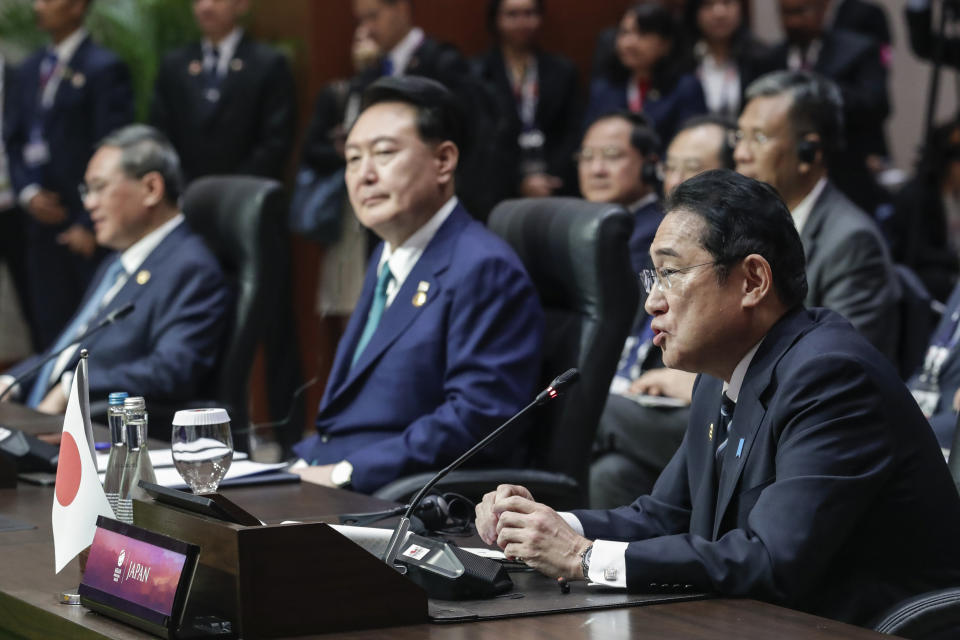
{"left": 230, "top": 58, "right": 244, "bottom": 72}
{"left": 70, "top": 72, "right": 85, "bottom": 88}
{"left": 136, "top": 270, "right": 151, "bottom": 285}
{"left": 412, "top": 281, "right": 430, "bottom": 307}
{"left": 188, "top": 60, "right": 203, "bottom": 76}
{"left": 708, "top": 423, "right": 714, "bottom": 441}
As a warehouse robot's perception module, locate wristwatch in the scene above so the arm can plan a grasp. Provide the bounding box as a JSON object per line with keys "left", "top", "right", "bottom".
{"left": 579, "top": 544, "right": 593, "bottom": 580}
{"left": 330, "top": 460, "right": 353, "bottom": 488}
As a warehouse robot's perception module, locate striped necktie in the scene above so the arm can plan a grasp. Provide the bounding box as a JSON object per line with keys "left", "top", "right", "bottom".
{"left": 715, "top": 392, "right": 735, "bottom": 479}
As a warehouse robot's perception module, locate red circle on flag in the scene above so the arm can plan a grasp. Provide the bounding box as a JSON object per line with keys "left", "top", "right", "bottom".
{"left": 55, "top": 432, "right": 82, "bottom": 507}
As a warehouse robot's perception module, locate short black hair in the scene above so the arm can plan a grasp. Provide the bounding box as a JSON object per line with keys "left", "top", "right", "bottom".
{"left": 360, "top": 75, "right": 468, "bottom": 154}
{"left": 665, "top": 169, "right": 808, "bottom": 308}
{"left": 586, "top": 110, "right": 661, "bottom": 157}
{"left": 745, "top": 70, "right": 845, "bottom": 156}
{"left": 486, "top": 0, "right": 545, "bottom": 38}
{"left": 675, "top": 114, "right": 737, "bottom": 169}
{"left": 96, "top": 124, "right": 183, "bottom": 206}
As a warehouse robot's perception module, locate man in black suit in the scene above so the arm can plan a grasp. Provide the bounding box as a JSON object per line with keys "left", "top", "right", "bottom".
{"left": 476, "top": 169, "right": 960, "bottom": 628}
{"left": 768, "top": 0, "right": 889, "bottom": 215}
{"left": 150, "top": 0, "right": 296, "bottom": 183}
{"left": 4, "top": 0, "right": 133, "bottom": 351}
{"left": 352, "top": 0, "right": 511, "bottom": 218}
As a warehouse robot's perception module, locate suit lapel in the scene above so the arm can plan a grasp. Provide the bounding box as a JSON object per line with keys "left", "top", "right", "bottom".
{"left": 799, "top": 182, "right": 832, "bottom": 264}
{"left": 324, "top": 251, "right": 380, "bottom": 400}
{"left": 688, "top": 376, "right": 723, "bottom": 539}
{"left": 323, "top": 206, "right": 468, "bottom": 406}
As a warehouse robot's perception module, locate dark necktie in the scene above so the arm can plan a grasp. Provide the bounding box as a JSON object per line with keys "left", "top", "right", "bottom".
{"left": 715, "top": 392, "right": 735, "bottom": 479}
{"left": 203, "top": 46, "right": 221, "bottom": 103}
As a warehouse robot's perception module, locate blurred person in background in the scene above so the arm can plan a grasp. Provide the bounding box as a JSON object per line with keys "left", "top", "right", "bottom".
{"left": 584, "top": 2, "right": 706, "bottom": 151}
{"left": 471, "top": 0, "right": 580, "bottom": 198}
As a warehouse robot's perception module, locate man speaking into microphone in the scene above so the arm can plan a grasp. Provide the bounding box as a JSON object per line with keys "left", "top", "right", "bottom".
{"left": 0, "top": 125, "right": 230, "bottom": 414}
{"left": 476, "top": 170, "right": 960, "bottom": 628}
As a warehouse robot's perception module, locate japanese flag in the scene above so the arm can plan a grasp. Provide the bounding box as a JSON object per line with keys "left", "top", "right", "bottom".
{"left": 51, "top": 356, "right": 114, "bottom": 573}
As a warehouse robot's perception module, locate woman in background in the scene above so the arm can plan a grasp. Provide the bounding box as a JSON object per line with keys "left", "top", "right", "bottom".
{"left": 472, "top": 0, "right": 580, "bottom": 197}
{"left": 583, "top": 2, "right": 705, "bottom": 148}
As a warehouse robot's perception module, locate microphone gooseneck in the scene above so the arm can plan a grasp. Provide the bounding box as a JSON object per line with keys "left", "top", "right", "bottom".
{"left": 381, "top": 368, "right": 580, "bottom": 569}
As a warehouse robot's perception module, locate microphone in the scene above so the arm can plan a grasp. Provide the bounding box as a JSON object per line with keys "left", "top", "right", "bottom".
{"left": 0, "top": 302, "right": 135, "bottom": 404}
{"left": 379, "top": 368, "right": 580, "bottom": 599}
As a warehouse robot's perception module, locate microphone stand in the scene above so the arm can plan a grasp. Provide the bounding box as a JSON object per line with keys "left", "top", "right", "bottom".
{"left": 382, "top": 368, "right": 580, "bottom": 572}
{"left": 0, "top": 303, "right": 135, "bottom": 404}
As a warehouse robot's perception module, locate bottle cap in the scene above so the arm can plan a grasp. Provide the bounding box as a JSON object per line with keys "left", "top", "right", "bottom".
{"left": 124, "top": 396, "right": 145, "bottom": 410}
{"left": 173, "top": 408, "right": 230, "bottom": 426}
{"left": 108, "top": 392, "right": 129, "bottom": 405}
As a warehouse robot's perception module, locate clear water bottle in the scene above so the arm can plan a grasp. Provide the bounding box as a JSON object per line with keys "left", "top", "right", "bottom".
{"left": 116, "top": 397, "right": 156, "bottom": 523}
{"left": 102, "top": 391, "right": 128, "bottom": 515}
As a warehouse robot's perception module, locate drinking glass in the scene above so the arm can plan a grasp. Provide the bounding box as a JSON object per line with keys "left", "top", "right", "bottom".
{"left": 171, "top": 409, "right": 233, "bottom": 494}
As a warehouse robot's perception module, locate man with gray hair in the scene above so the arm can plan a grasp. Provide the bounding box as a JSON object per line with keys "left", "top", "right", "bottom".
{"left": 0, "top": 125, "right": 230, "bottom": 415}
{"left": 734, "top": 70, "right": 898, "bottom": 360}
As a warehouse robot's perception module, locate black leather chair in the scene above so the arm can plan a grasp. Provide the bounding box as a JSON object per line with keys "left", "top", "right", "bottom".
{"left": 178, "top": 175, "right": 286, "bottom": 452}
{"left": 374, "top": 198, "right": 639, "bottom": 510}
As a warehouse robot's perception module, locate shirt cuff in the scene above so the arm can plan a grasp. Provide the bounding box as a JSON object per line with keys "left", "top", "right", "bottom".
{"left": 0, "top": 374, "right": 19, "bottom": 400}
{"left": 559, "top": 511, "right": 584, "bottom": 535}
{"left": 588, "top": 540, "right": 629, "bottom": 588}
{"left": 18, "top": 184, "right": 40, "bottom": 209}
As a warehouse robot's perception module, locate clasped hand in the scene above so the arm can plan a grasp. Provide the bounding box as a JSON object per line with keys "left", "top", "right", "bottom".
{"left": 475, "top": 484, "right": 591, "bottom": 580}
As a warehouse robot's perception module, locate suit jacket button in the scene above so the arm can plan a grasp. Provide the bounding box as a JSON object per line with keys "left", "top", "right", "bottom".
{"left": 321, "top": 434, "right": 329, "bottom": 443}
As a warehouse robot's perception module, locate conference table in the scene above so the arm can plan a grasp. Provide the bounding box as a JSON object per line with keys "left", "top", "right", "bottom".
{"left": 0, "top": 403, "right": 894, "bottom": 639}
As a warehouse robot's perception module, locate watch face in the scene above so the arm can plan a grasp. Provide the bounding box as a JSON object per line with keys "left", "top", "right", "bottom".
{"left": 331, "top": 461, "right": 353, "bottom": 487}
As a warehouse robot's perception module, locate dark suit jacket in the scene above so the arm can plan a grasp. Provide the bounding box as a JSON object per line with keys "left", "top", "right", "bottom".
{"left": 583, "top": 74, "right": 707, "bottom": 152}
{"left": 833, "top": 0, "right": 892, "bottom": 45}
{"left": 293, "top": 204, "right": 544, "bottom": 493}
{"left": 801, "top": 181, "right": 899, "bottom": 360}
{"left": 573, "top": 307, "right": 960, "bottom": 626}
{"left": 4, "top": 35, "right": 133, "bottom": 228}
{"left": 7, "top": 222, "right": 231, "bottom": 404}
{"left": 150, "top": 34, "right": 296, "bottom": 182}
{"left": 628, "top": 198, "right": 662, "bottom": 273}
{"left": 471, "top": 48, "right": 580, "bottom": 196}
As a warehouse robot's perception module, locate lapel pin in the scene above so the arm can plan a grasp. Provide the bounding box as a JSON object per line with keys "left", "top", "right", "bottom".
{"left": 417, "top": 281, "right": 430, "bottom": 293}
{"left": 230, "top": 58, "right": 244, "bottom": 72}
{"left": 188, "top": 60, "right": 203, "bottom": 76}
{"left": 736, "top": 438, "right": 745, "bottom": 458}
{"left": 70, "top": 72, "right": 85, "bottom": 88}
{"left": 136, "top": 270, "right": 151, "bottom": 285}
{"left": 708, "top": 423, "right": 714, "bottom": 441}
{"left": 649, "top": 89, "right": 661, "bottom": 101}
{"left": 412, "top": 292, "right": 427, "bottom": 307}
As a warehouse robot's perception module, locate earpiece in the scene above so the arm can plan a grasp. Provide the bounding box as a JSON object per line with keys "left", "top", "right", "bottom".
{"left": 796, "top": 138, "right": 820, "bottom": 165}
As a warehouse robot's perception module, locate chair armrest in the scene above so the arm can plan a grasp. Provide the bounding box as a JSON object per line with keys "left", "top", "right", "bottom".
{"left": 373, "top": 469, "right": 581, "bottom": 510}
{"left": 873, "top": 587, "right": 960, "bottom": 638}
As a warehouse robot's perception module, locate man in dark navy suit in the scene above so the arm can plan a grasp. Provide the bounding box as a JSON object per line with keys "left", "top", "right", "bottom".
{"left": 291, "top": 76, "right": 543, "bottom": 494}
{"left": 0, "top": 125, "right": 230, "bottom": 415}
{"left": 4, "top": 0, "right": 133, "bottom": 351}
{"left": 477, "top": 170, "right": 960, "bottom": 628}
{"left": 150, "top": 0, "right": 295, "bottom": 182}
{"left": 578, "top": 111, "right": 662, "bottom": 274}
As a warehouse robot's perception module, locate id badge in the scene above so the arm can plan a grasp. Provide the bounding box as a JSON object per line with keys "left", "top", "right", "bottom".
{"left": 911, "top": 387, "right": 941, "bottom": 419}
{"left": 23, "top": 139, "right": 50, "bottom": 167}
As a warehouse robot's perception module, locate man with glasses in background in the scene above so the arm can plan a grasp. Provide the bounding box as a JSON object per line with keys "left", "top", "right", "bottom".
{"left": 734, "top": 70, "right": 898, "bottom": 361}
{"left": 0, "top": 125, "right": 229, "bottom": 415}
{"left": 475, "top": 170, "right": 960, "bottom": 629}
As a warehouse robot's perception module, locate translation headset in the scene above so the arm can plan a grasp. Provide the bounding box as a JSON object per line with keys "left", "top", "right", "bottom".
{"left": 338, "top": 491, "right": 476, "bottom": 535}
{"left": 796, "top": 137, "right": 821, "bottom": 165}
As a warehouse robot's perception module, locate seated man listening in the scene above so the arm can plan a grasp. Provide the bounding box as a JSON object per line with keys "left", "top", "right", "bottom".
{"left": 292, "top": 76, "right": 543, "bottom": 494}
{"left": 477, "top": 170, "right": 960, "bottom": 628}
{"left": 0, "top": 124, "right": 230, "bottom": 413}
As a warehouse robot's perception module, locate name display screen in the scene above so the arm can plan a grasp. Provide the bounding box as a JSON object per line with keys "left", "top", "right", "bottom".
{"left": 80, "top": 517, "right": 198, "bottom": 633}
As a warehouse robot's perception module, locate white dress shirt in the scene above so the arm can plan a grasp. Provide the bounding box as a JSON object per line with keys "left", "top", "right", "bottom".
{"left": 789, "top": 177, "right": 827, "bottom": 235}
{"left": 387, "top": 27, "right": 425, "bottom": 76}
{"left": 560, "top": 339, "right": 762, "bottom": 587}
{"left": 376, "top": 197, "right": 457, "bottom": 307}
{"left": 695, "top": 43, "right": 741, "bottom": 116}
{"left": 202, "top": 27, "right": 243, "bottom": 77}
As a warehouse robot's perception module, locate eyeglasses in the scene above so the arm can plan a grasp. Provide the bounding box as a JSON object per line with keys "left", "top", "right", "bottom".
{"left": 733, "top": 129, "right": 773, "bottom": 148}
{"left": 639, "top": 261, "right": 717, "bottom": 293}
{"left": 574, "top": 146, "right": 631, "bottom": 165}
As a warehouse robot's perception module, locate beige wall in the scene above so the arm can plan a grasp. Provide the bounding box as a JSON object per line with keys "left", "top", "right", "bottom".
{"left": 752, "top": 0, "right": 959, "bottom": 172}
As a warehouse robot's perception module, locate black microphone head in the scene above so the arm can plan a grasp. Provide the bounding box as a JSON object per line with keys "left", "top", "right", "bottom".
{"left": 549, "top": 368, "right": 580, "bottom": 392}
